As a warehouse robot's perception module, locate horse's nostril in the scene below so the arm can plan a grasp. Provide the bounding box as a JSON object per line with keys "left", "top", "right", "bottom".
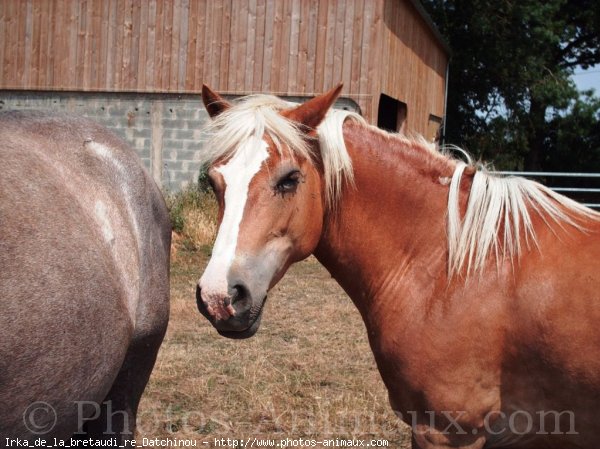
{"left": 231, "top": 283, "right": 249, "bottom": 304}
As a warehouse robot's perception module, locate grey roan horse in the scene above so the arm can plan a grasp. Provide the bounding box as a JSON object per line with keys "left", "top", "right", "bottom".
{"left": 0, "top": 111, "right": 170, "bottom": 440}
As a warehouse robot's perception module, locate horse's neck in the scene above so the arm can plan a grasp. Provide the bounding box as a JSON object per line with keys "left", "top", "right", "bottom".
{"left": 313, "top": 124, "right": 456, "bottom": 322}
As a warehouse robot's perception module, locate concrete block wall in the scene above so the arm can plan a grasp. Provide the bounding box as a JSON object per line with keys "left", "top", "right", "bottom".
{"left": 0, "top": 91, "right": 359, "bottom": 191}
{"left": 0, "top": 91, "right": 209, "bottom": 192}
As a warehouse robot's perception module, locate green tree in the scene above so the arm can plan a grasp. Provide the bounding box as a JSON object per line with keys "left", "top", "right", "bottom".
{"left": 423, "top": 0, "right": 600, "bottom": 170}
{"left": 545, "top": 92, "right": 600, "bottom": 171}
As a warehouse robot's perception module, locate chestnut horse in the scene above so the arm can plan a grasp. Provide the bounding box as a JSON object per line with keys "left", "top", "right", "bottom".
{"left": 196, "top": 85, "right": 600, "bottom": 449}
{"left": 0, "top": 111, "right": 170, "bottom": 441}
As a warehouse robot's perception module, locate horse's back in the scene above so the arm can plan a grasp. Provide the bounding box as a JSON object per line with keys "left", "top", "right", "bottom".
{"left": 0, "top": 111, "right": 170, "bottom": 438}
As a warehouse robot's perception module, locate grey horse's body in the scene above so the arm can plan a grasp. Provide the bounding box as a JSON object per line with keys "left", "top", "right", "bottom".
{"left": 0, "top": 111, "right": 170, "bottom": 440}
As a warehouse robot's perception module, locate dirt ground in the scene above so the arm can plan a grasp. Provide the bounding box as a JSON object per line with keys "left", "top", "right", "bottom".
{"left": 136, "top": 244, "right": 412, "bottom": 447}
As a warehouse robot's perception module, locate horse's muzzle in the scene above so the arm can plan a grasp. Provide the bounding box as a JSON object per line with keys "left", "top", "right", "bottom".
{"left": 196, "top": 284, "right": 266, "bottom": 339}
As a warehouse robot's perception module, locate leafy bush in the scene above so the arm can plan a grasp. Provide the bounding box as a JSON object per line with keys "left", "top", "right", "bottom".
{"left": 197, "top": 163, "right": 212, "bottom": 193}
{"left": 164, "top": 183, "right": 218, "bottom": 249}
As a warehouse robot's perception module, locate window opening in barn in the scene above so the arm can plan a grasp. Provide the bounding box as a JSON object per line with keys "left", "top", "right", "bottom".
{"left": 427, "top": 114, "right": 443, "bottom": 143}
{"left": 377, "top": 94, "right": 407, "bottom": 133}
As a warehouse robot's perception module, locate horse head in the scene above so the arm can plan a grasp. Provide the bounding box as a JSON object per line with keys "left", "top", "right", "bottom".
{"left": 196, "top": 84, "right": 342, "bottom": 338}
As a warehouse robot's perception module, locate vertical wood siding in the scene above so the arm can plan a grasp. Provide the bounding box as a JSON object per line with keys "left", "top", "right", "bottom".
{"left": 380, "top": 0, "right": 447, "bottom": 135}
{"left": 0, "top": 0, "right": 447, "bottom": 132}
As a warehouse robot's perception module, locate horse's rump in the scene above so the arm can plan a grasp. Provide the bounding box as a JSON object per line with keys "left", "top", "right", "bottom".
{"left": 0, "top": 111, "right": 170, "bottom": 438}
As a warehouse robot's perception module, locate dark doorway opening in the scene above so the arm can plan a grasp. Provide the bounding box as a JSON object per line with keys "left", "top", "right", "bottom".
{"left": 377, "top": 94, "right": 407, "bottom": 133}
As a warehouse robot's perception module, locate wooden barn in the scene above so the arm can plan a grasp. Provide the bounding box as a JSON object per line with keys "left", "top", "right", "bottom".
{"left": 0, "top": 0, "right": 449, "bottom": 188}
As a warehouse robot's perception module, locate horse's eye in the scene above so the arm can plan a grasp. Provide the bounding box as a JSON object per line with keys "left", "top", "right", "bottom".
{"left": 275, "top": 170, "right": 302, "bottom": 194}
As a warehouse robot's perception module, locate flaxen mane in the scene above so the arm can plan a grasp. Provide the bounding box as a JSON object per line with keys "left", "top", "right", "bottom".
{"left": 447, "top": 162, "right": 598, "bottom": 276}
{"left": 202, "top": 94, "right": 599, "bottom": 277}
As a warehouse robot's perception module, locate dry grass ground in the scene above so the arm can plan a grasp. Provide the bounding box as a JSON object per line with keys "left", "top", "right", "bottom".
{"left": 138, "top": 191, "right": 411, "bottom": 447}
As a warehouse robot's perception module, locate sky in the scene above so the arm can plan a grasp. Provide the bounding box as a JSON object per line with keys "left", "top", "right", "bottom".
{"left": 573, "top": 64, "right": 600, "bottom": 95}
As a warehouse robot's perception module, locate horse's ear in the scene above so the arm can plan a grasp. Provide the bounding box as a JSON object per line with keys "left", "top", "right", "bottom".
{"left": 202, "top": 84, "right": 232, "bottom": 118}
{"left": 283, "top": 84, "right": 343, "bottom": 130}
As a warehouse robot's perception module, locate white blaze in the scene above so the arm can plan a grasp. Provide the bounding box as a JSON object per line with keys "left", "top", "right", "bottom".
{"left": 199, "top": 138, "right": 269, "bottom": 317}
